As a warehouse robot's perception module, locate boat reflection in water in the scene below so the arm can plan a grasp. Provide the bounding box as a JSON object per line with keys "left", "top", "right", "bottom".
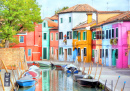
{"left": 42, "top": 68, "right": 97, "bottom": 91}
{"left": 18, "top": 85, "right": 35, "bottom": 91}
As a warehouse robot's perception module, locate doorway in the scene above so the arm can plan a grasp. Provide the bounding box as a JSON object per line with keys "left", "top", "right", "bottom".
{"left": 43, "top": 48, "right": 47, "bottom": 59}
{"left": 64, "top": 49, "right": 67, "bottom": 61}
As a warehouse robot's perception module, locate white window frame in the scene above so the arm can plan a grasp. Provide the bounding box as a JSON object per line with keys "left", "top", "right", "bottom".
{"left": 19, "top": 36, "right": 24, "bottom": 43}
{"left": 55, "top": 33, "right": 58, "bottom": 41}
{"left": 51, "top": 33, "right": 53, "bottom": 41}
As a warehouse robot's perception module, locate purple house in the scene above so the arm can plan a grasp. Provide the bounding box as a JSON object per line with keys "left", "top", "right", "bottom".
{"left": 101, "top": 12, "right": 130, "bottom": 68}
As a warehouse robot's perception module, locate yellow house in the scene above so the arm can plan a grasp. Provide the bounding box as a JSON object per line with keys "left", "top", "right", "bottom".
{"left": 72, "top": 13, "right": 96, "bottom": 63}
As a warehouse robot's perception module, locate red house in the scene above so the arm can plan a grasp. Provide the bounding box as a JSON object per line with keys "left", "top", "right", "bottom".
{"left": 11, "top": 23, "right": 42, "bottom": 61}
{"left": 49, "top": 27, "right": 59, "bottom": 60}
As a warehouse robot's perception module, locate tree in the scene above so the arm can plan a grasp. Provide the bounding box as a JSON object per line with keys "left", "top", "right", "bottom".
{"left": 55, "top": 6, "right": 69, "bottom": 14}
{"left": 0, "top": 0, "right": 42, "bottom": 48}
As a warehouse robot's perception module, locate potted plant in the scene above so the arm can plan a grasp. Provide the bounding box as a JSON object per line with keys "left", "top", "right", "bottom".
{"left": 113, "top": 38, "right": 118, "bottom": 45}
{"left": 110, "top": 39, "right": 113, "bottom": 45}
{"left": 7, "top": 64, "right": 16, "bottom": 70}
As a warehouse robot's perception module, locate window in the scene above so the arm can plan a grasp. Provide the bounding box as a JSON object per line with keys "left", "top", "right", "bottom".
{"left": 100, "top": 49, "right": 102, "bottom": 58}
{"left": 68, "top": 48, "right": 72, "bottom": 55}
{"left": 56, "top": 33, "right": 58, "bottom": 40}
{"left": 102, "top": 31, "right": 104, "bottom": 39}
{"left": 44, "top": 23, "right": 46, "bottom": 27}
{"left": 106, "top": 30, "right": 108, "bottom": 39}
{"left": 92, "top": 31, "right": 96, "bottom": 39}
{"left": 28, "top": 49, "right": 31, "bottom": 56}
{"left": 67, "top": 31, "right": 72, "bottom": 39}
{"left": 19, "top": 36, "right": 24, "bottom": 43}
{"left": 105, "top": 49, "right": 108, "bottom": 58}
{"left": 83, "top": 32, "right": 87, "bottom": 40}
{"left": 59, "top": 32, "right": 63, "bottom": 39}
{"left": 73, "top": 31, "right": 77, "bottom": 39}
{"left": 43, "top": 33, "right": 47, "bottom": 40}
{"left": 116, "top": 28, "right": 118, "bottom": 37}
{"left": 112, "top": 29, "right": 114, "bottom": 38}
{"left": 102, "top": 49, "right": 104, "bottom": 57}
{"left": 69, "top": 17, "right": 71, "bottom": 23}
{"left": 96, "top": 31, "right": 99, "bottom": 39}
{"left": 51, "top": 47, "right": 54, "bottom": 54}
{"left": 99, "top": 31, "right": 101, "bottom": 39}
{"left": 84, "top": 48, "right": 86, "bottom": 56}
{"left": 78, "top": 48, "right": 80, "bottom": 56}
{"left": 61, "top": 18, "right": 63, "bottom": 23}
{"left": 109, "top": 29, "right": 111, "bottom": 39}
{"left": 92, "top": 49, "right": 94, "bottom": 57}
{"left": 51, "top": 33, "right": 53, "bottom": 40}
{"left": 78, "top": 32, "right": 81, "bottom": 40}
{"left": 115, "top": 49, "right": 118, "bottom": 59}
{"left": 59, "top": 47, "right": 63, "bottom": 55}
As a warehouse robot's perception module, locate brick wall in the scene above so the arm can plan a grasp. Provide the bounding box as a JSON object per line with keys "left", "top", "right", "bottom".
{"left": 0, "top": 48, "right": 27, "bottom": 69}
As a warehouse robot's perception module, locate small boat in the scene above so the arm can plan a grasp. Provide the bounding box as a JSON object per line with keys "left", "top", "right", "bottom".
{"left": 24, "top": 70, "right": 40, "bottom": 79}
{"left": 29, "top": 65, "right": 40, "bottom": 70}
{"left": 77, "top": 79, "right": 98, "bottom": 87}
{"left": 39, "top": 63, "right": 51, "bottom": 67}
{"left": 73, "top": 74, "right": 85, "bottom": 81}
{"left": 16, "top": 75, "right": 35, "bottom": 87}
{"left": 18, "top": 85, "right": 35, "bottom": 91}
{"left": 55, "top": 65, "right": 62, "bottom": 68}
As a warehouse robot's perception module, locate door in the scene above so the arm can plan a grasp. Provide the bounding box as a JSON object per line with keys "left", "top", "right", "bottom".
{"left": 43, "top": 48, "right": 47, "bottom": 59}
{"left": 112, "top": 50, "right": 116, "bottom": 66}
{"left": 56, "top": 49, "right": 58, "bottom": 60}
{"left": 73, "top": 48, "right": 78, "bottom": 61}
{"left": 128, "top": 51, "right": 130, "bottom": 67}
{"left": 64, "top": 49, "right": 67, "bottom": 61}
{"left": 81, "top": 49, "right": 84, "bottom": 62}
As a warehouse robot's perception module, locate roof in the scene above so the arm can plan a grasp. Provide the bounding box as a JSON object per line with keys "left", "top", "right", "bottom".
{"left": 98, "top": 10, "right": 126, "bottom": 14}
{"left": 49, "top": 15, "right": 58, "bottom": 20}
{"left": 43, "top": 18, "right": 58, "bottom": 27}
{"left": 49, "top": 27, "right": 58, "bottom": 30}
{"left": 73, "top": 20, "right": 96, "bottom": 30}
{"left": 58, "top": 4, "right": 97, "bottom": 14}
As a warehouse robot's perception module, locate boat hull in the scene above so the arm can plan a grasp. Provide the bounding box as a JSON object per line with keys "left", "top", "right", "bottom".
{"left": 17, "top": 80, "right": 35, "bottom": 87}
{"left": 73, "top": 74, "right": 85, "bottom": 82}
{"left": 39, "top": 63, "right": 50, "bottom": 67}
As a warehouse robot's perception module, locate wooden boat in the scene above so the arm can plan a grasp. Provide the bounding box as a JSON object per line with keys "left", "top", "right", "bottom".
{"left": 77, "top": 79, "right": 98, "bottom": 87}
{"left": 73, "top": 74, "right": 85, "bottom": 81}
{"left": 16, "top": 75, "right": 35, "bottom": 87}
{"left": 18, "top": 85, "right": 35, "bottom": 91}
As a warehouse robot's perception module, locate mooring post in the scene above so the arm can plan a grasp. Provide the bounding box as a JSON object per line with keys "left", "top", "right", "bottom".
{"left": 121, "top": 81, "right": 126, "bottom": 91}
{"left": 104, "top": 80, "right": 107, "bottom": 91}
{"left": 111, "top": 80, "right": 113, "bottom": 91}
{"left": 114, "top": 76, "right": 120, "bottom": 91}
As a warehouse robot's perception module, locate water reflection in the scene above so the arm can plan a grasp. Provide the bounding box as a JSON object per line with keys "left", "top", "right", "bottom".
{"left": 42, "top": 69, "right": 97, "bottom": 91}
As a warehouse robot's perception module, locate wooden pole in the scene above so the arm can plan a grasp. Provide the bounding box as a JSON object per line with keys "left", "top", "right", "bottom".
{"left": 94, "top": 63, "right": 98, "bottom": 79}
{"left": 88, "top": 63, "right": 91, "bottom": 75}
{"left": 0, "top": 73, "right": 5, "bottom": 91}
{"left": 82, "top": 61, "right": 85, "bottom": 74}
{"left": 114, "top": 76, "right": 120, "bottom": 91}
{"left": 1, "top": 60, "right": 15, "bottom": 90}
{"left": 98, "top": 64, "right": 103, "bottom": 81}
{"left": 90, "top": 62, "right": 93, "bottom": 75}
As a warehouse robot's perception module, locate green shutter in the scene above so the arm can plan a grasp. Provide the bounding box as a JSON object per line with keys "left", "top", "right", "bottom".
{"left": 116, "top": 28, "right": 118, "bottom": 37}
{"left": 68, "top": 49, "right": 70, "bottom": 55}
{"left": 73, "top": 31, "right": 75, "bottom": 39}
{"left": 92, "top": 50, "right": 94, "bottom": 57}
{"left": 83, "top": 32, "right": 85, "bottom": 40}
{"left": 69, "top": 17, "right": 71, "bottom": 22}
{"left": 44, "top": 33, "right": 46, "bottom": 40}
{"left": 94, "top": 32, "right": 96, "bottom": 39}
{"left": 92, "top": 32, "right": 94, "bottom": 39}
{"left": 59, "top": 48, "right": 61, "bottom": 55}
{"left": 86, "top": 32, "right": 87, "bottom": 40}
{"left": 78, "top": 32, "right": 80, "bottom": 40}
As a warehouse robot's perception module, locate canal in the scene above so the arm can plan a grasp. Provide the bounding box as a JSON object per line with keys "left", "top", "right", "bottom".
{"left": 19, "top": 67, "right": 100, "bottom": 91}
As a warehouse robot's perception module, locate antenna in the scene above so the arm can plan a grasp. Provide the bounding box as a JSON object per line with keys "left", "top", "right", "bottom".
{"left": 107, "top": 2, "right": 109, "bottom": 11}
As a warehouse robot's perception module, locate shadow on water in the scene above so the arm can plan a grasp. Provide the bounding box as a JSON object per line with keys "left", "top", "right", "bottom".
{"left": 19, "top": 67, "right": 102, "bottom": 91}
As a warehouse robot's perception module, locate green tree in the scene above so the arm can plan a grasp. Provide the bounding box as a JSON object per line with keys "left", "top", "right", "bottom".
{"left": 0, "top": 0, "right": 42, "bottom": 48}
{"left": 55, "top": 6, "right": 69, "bottom": 14}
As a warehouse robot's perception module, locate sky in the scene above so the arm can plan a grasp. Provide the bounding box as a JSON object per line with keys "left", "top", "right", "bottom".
{"left": 36, "top": 0, "right": 130, "bottom": 19}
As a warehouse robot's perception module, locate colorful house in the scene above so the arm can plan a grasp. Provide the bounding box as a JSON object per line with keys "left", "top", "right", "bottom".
{"left": 97, "top": 11, "right": 130, "bottom": 68}
{"left": 42, "top": 18, "right": 58, "bottom": 60}
{"left": 72, "top": 13, "right": 96, "bottom": 62}
{"left": 58, "top": 4, "right": 97, "bottom": 61}
{"left": 10, "top": 23, "right": 42, "bottom": 61}
{"left": 49, "top": 14, "right": 58, "bottom": 23}
{"left": 127, "top": 30, "right": 130, "bottom": 68}
{"left": 49, "top": 27, "right": 59, "bottom": 60}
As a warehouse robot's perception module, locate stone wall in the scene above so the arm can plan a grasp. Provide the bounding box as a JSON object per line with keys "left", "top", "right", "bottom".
{"left": 0, "top": 48, "right": 27, "bottom": 69}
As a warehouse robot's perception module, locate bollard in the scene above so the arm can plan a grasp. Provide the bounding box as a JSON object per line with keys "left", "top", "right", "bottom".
{"left": 114, "top": 76, "right": 120, "bottom": 91}
{"left": 111, "top": 80, "right": 113, "bottom": 91}
{"left": 104, "top": 80, "right": 107, "bottom": 91}
{"left": 121, "top": 81, "right": 126, "bottom": 91}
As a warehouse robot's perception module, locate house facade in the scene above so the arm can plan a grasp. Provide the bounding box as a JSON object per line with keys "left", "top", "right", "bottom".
{"left": 11, "top": 23, "right": 42, "bottom": 61}
{"left": 58, "top": 4, "right": 97, "bottom": 61}
{"left": 49, "top": 27, "right": 59, "bottom": 60}
{"left": 42, "top": 18, "right": 58, "bottom": 60}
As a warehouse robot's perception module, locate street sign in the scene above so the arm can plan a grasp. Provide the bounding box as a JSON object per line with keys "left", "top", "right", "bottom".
{"left": 4, "top": 72, "right": 10, "bottom": 87}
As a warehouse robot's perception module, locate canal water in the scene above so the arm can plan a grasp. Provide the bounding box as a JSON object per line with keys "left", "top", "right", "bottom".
{"left": 19, "top": 67, "right": 100, "bottom": 91}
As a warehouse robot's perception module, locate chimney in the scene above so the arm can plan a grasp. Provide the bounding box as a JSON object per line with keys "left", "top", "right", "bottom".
{"left": 87, "top": 13, "right": 92, "bottom": 24}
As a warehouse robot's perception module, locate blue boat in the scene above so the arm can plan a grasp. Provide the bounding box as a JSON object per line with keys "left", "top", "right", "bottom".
{"left": 16, "top": 75, "right": 35, "bottom": 87}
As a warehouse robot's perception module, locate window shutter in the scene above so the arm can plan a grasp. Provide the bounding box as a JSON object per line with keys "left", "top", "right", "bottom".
{"left": 73, "top": 31, "right": 75, "bottom": 39}
{"left": 83, "top": 32, "right": 85, "bottom": 40}
{"left": 59, "top": 48, "right": 61, "bottom": 54}
{"left": 68, "top": 49, "right": 70, "bottom": 55}
{"left": 116, "top": 28, "right": 118, "bottom": 37}
{"left": 62, "top": 32, "right": 63, "bottom": 39}
{"left": 92, "top": 32, "right": 94, "bottom": 39}
{"left": 92, "top": 50, "right": 94, "bottom": 57}
{"left": 86, "top": 32, "right": 87, "bottom": 40}
{"left": 78, "top": 32, "right": 80, "bottom": 40}
{"left": 67, "top": 32, "right": 69, "bottom": 39}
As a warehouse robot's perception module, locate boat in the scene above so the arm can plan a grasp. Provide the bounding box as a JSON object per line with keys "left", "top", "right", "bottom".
{"left": 39, "top": 63, "right": 51, "bottom": 67}
{"left": 73, "top": 74, "right": 85, "bottom": 81}
{"left": 77, "top": 79, "right": 98, "bottom": 87}
{"left": 29, "top": 65, "right": 40, "bottom": 70}
{"left": 16, "top": 75, "right": 35, "bottom": 87}
{"left": 24, "top": 70, "right": 40, "bottom": 79}
{"left": 18, "top": 85, "right": 35, "bottom": 91}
